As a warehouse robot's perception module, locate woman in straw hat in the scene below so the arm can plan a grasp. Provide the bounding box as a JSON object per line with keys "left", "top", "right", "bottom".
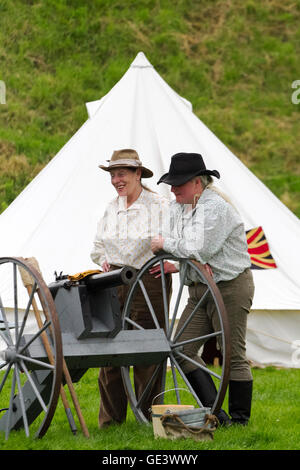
{"left": 151, "top": 152, "right": 254, "bottom": 426}
{"left": 91, "top": 149, "right": 172, "bottom": 427}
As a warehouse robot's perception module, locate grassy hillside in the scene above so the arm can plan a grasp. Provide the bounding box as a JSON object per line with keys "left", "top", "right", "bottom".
{"left": 0, "top": 0, "right": 299, "bottom": 216}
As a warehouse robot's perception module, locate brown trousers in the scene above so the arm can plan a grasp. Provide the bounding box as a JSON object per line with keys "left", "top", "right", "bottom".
{"left": 98, "top": 269, "right": 172, "bottom": 427}
{"left": 175, "top": 268, "right": 255, "bottom": 382}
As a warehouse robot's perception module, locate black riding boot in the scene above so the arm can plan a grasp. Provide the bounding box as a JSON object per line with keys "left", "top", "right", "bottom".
{"left": 186, "top": 368, "right": 232, "bottom": 427}
{"left": 228, "top": 380, "right": 253, "bottom": 425}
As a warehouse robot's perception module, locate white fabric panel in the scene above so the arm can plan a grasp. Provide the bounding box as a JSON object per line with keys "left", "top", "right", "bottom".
{"left": 246, "top": 310, "right": 300, "bottom": 368}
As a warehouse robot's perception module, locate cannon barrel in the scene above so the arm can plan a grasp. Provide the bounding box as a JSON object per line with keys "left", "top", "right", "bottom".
{"left": 84, "top": 266, "right": 137, "bottom": 289}
{"left": 48, "top": 266, "right": 137, "bottom": 298}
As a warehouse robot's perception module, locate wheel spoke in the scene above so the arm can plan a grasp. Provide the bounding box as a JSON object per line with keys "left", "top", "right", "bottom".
{"left": 172, "top": 330, "right": 222, "bottom": 349}
{"left": 15, "top": 363, "right": 30, "bottom": 437}
{"left": 0, "top": 328, "right": 11, "bottom": 346}
{"left": 5, "top": 367, "right": 16, "bottom": 440}
{"left": 175, "top": 351, "right": 221, "bottom": 380}
{"left": 170, "top": 357, "right": 181, "bottom": 404}
{"left": 0, "top": 362, "right": 12, "bottom": 393}
{"left": 173, "top": 288, "right": 210, "bottom": 343}
{"left": 169, "top": 353, "right": 203, "bottom": 407}
{"left": 18, "top": 320, "right": 51, "bottom": 355}
{"left": 159, "top": 261, "right": 169, "bottom": 336}
{"left": 138, "top": 280, "right": 160, "bottom": 329}
{"left": 160, "top": 359, "right": 167, "bottom": 403}
{"left": 15, "top": 282, "right": 37, "bottom": 349}
{"left": 151, "top": 359, "right": 168, "bottom": 406}
{"left": 13, "top": 264, "right": 19, "bottom": 341}
{"left": 168, "top": 262, "right": 187, "bottom": 340}
{"left": 0, "top": 360, "right": 8, "bottom": 371}
{"left": 0, "top": 297, "right": 13, "bottom": 346}
{"left": 16, "top": 354, "right": 54, "bottom": 370}
{"left": 136, "top": 363, "right": 162, "bottom": 409}
{"left": 20, "top": 359, "right": 48, "bottom": 413}
{"left": 124, "top": 317, "right": 144, "bottom": 330}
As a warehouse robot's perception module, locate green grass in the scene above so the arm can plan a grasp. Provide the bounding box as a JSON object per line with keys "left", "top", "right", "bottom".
{"left": 0, "top": 0, "right": 299, "bottom": 216}
{"left": 1, "top": 367, "right": 300, "bottom": 450}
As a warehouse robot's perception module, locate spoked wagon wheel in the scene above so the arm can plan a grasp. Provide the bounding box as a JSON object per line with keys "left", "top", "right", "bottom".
{"left": 121, "top": 253, "right": 231, "bottom": 423}
{"left": 0, "top": 257, "right": 62, "bottom": 440}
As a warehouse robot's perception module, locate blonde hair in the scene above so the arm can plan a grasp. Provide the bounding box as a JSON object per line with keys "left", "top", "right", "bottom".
{"left": 197, "top": 175, "right": 237, "bottom": 210}
{"left": 127, "top": 168, "right": 156, "bottom": 193}
{"left": 141, "top": 183, "right": 155, "bottom": 193}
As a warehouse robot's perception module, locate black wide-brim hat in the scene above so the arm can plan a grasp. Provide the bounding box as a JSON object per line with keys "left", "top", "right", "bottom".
{"left": 157, "top": 152, "right": 220, "bottom": 186}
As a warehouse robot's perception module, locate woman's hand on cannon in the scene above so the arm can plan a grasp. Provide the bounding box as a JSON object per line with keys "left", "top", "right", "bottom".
{"left": 101, "top": 260, "right": 110, "bottom": 272}
{"left": 149, "top": 261, "right": 179, "bottom": 278}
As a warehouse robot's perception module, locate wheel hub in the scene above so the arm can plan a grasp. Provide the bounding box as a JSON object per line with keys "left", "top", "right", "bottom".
{"left": 1, "top": 346, "right": 18, "bottom": 363}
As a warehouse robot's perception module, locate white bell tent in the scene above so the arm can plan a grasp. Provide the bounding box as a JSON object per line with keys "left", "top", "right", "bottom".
{"left": 0, "top": 52, "right": 299, "bottom": 367}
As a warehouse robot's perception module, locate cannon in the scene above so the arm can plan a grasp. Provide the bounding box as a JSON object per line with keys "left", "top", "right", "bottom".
{"left": 0, "top": 254, "right": 230, "bottom": 440}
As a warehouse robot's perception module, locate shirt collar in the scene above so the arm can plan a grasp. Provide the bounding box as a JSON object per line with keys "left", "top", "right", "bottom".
{"left": 117, "top": 188, "right": 146, "bottom": 213}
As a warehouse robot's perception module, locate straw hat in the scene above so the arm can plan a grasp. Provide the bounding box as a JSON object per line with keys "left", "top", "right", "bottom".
{"left": 99, "top": 149, "right": 153, "bottom": 178}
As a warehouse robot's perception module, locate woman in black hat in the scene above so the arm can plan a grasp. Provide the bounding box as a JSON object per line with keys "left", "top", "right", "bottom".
{"left": 151, "top": 152, "right": 255, "bottom": 426}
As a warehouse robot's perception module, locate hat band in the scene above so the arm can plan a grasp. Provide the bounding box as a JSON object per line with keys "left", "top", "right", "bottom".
{"left": 108, "top": 159, "right": 142, "bottom": 168}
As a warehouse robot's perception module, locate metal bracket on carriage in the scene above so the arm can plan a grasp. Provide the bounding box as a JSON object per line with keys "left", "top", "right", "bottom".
{"left": 54, "top": 271, "right": 68, "bottom": 281}
{"left": 53, "top": 271, "right": 73, "bottom": 290}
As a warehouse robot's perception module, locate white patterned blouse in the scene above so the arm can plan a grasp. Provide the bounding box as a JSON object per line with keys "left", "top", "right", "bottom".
{"left": 91, "top": 189, "right": 169, "bottom": 270}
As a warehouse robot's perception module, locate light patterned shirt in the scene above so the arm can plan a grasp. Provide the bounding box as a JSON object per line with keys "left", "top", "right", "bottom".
{"left": 91, "top": 189, "right": 169, "bottom": 270}
{"left": 162, "top": 188, "right": 251, "bottom": 284}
